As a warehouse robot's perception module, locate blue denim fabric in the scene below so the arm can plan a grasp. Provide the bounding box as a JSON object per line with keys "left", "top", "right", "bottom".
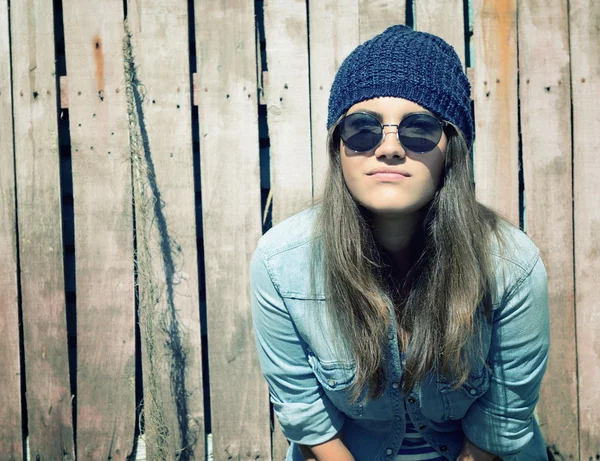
{"left": 251, "top": 208, "right": 550, "bottom": 461}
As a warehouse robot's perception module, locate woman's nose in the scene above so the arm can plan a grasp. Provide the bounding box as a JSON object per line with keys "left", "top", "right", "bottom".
{"left": 376, "top": 127, "right": 406, "bottom": 159}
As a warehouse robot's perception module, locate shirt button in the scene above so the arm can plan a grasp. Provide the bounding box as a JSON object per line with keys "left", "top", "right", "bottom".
{"left": 469, "top": 388, "right": 477, "bottom": 395}
{"left": 440, "top": 445, "right": 448, "bottom": 452}
{"left": 407, "top": 397, "right": 416, "bottom": 404}
{"left": 388, "top": 332, "right": 394, "bottom": 340}
{"left": 386, "top": 448, "right": 393, "bottom": 455}
{"left": 392, "top": 382, "right": 399, "bottom": 389}
{"left": 328, "top": 379, "right": 335, "bottom": 388}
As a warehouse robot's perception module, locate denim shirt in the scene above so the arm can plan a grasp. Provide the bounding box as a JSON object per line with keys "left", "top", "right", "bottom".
{"left": 250, "top": 208, "right": 550, "bottom": 461}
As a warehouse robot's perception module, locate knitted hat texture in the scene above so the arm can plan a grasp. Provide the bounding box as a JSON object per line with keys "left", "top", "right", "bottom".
{"left": 327, "top": 25, "right": 474, "bottom": 148}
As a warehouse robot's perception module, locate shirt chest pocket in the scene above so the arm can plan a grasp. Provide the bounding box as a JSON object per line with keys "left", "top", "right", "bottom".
{"left": 307, "top": 351, "right": 363, "bottom": 419}
{"left": 420, "top": 366, "right": 491, "bottom": 422}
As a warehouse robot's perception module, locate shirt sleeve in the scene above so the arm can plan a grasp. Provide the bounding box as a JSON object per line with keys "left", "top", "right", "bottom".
{"left": 250, "top": 246, "right": 345, "bottom": 445}
{"left": 461, "top": 252, "right": 550, "bottom": 460}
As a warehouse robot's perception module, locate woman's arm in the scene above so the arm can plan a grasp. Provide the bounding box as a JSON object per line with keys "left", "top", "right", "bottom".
{"left": 457, "top": 438, "right": 499, "bottom": 461}
{"left": 298, "top": 430, "right": 355, "bottom": 461}
{"left": 250, "top": 248, "right": 347, "bottom": 448}
{"left": 461, "top": 250, "right": 550, "bottom": 459}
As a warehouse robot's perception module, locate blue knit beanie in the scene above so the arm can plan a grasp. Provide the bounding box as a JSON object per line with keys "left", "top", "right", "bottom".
{"left": 327, "top": 25, "right": 473, "bottom": 148}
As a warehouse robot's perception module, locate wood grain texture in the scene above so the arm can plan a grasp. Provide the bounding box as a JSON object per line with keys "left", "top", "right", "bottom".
{"left": 126, "top": 1, "right": 205, "bottom": 459}
{"left": 263, "top": 0, "right": 311, "bottom": 457}
{"left": 61, "top": 1, "right": 136, "bottom": 458}
{"left": 358, "top": 0, "right": 405, "bottom": 42}
{"left": 308, "top": 0, "right": 359, "bottom": 198}
{"left": 0, "top": 0, "right": 24, "bottom": 458}
{"left": 271, "top": 418, "right": 289, "bottom": 461}
{"left": 264, "top": 0, "right": 312, "bottom": 225}
{"left": 414, "top": 0, "right": 465, "bottom": 66}
{"left": 570, "top": 0, "right": 600, "bottom": 458}
{"left": 517, "top": 1, "right": 578, "bottom": 458}
{"left": 194, "top": 0, "right": 269, "bottom": 459}
{"left": 472, "top": 0, "right": 519, "bottom": 224}
{"left": 9, "top": 0, "right": 75, "bottom": 459}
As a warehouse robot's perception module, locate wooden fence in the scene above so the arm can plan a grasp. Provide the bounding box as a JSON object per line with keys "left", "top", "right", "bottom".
{"left": 0, "top": 0, "right": 598, "bottom": 460}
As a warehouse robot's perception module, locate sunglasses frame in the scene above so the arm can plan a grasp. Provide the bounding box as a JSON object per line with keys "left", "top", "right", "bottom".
{"left": 338, "top": 111, "right": 450, "bottom": 154}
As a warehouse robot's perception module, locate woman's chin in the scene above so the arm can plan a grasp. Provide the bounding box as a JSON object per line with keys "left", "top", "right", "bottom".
{"left": 359, "top": 201, "right": 425, "bottom": 218}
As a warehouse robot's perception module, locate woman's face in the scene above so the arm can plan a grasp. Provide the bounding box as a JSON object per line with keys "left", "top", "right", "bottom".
{"left": 339, "top": 97, "right": 448, "bottom": 218}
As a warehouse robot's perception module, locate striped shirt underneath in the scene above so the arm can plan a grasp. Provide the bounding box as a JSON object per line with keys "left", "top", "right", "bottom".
{"left": 394, "top": 408, "right": 446, "bottom": 461}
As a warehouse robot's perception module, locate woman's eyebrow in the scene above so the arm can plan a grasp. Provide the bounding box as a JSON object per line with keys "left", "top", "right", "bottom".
{"left": 349, "top": 108, "right": 435, "bottom": 119}
{"left": 355, "top": 109, "right": 382, "bottom": 118}
{"left": 405, "top": 110, "right": 434, "bottom": 116}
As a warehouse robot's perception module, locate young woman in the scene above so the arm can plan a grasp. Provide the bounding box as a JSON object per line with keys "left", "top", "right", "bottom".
{"left": 251, "top": 25, "right": 550, "bottom": 461}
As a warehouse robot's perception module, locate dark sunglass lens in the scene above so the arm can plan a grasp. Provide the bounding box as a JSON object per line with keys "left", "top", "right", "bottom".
{"left": 398, "top": 114, "right": 443, "bottom": 153}
{"left": 340, "top": 113, "right": 382, "bottom": 151}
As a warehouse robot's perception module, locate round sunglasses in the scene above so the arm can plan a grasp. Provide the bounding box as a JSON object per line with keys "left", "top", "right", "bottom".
{"left": 338, "top": 111, "right": 449, "bottom": 154}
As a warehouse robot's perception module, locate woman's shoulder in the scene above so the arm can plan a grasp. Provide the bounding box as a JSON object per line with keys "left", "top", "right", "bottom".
{"left": 256, "top": 206, "right": 320, "bottom": 259}
{"left": 488, "top": 221, "right": 541, "bottom": 271}
{"left": 487, "top": 220, "right": 546, "bottom": 303}
{"left": 253, "top": 206, "right": 323, "bottom": 299}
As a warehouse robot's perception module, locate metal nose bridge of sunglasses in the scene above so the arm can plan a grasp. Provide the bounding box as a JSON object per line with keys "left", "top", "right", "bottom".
{"left": 380, "top": 124, "right": 402, "bottom": 146}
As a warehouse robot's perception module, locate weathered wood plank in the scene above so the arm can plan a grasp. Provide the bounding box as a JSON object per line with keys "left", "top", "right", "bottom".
{"left": 0, "top": 0, "right": 24, "bottom": 458}
{"left": 126, "top": 2, "right": 205, "bottom": 459}
{"left": 61, "top": 1, "right": 136, "bottom": 458}
{"left": 472, "top": 0, "right": 519, "bottom": 224}
{"left": 9, "top": 0, "right": 75, "bottom": 459}
{"left": 308, "top": 0, "right": 359, "bottom": 198}
{"left": 414, "top": 0, "right": 464, "bottom": 65}
{"left": 570, "top": 0, "right": 600, "bottom": 458}
{"left": 517, "top": 1, "right": 578, "bottom": 458}
{"left": 263, "top": 0, "right": 312, "bottom": 457}
{"left": 264, "top": 0, "right": 312, "bottom": 225}
{"left": 194, "top": 0, "right": 268, "bottom": 460}
{"left": 358, "top": 0, "right": 405, "bottom": 42}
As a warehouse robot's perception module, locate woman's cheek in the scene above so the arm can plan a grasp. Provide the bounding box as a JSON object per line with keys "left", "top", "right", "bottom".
{"left": 341, "top": 160, "right": 364, "bottom": 198}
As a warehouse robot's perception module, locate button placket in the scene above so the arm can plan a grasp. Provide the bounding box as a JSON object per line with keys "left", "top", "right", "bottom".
{"left": 385, "top": 307, "right": 405, "bottom": 459}
{"left": 406, "top": 401, "right": 452, "bottom": 458}
{"left": 406, "top": 403, "right": 426, "bottom": 431}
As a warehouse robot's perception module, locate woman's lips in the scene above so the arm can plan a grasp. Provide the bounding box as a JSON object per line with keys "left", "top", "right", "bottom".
{"left": 370, "top": 172, "right": 408, "bottom": 180}
{"left": 367, "top": 168, "right": 411, "bottom": 180}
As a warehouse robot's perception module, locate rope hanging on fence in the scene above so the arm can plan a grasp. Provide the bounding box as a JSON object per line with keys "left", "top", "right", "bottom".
{"left": 123, "top": 20, "right": 171, "bottom": 460}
